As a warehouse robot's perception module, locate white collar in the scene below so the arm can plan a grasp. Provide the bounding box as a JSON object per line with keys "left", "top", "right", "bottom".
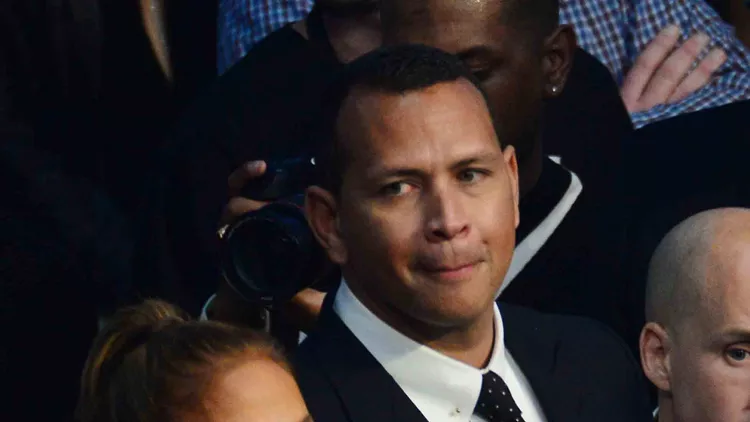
{"left": 333, "top": 281, "right": 508, "bottom": 422}
{"left": 497, "top": 164, "right": 582, "bottom": 297}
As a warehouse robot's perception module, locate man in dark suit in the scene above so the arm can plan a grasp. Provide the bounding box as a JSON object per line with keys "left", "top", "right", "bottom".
{"left": 297, "top": 44, "right": 652, "bottom": 422}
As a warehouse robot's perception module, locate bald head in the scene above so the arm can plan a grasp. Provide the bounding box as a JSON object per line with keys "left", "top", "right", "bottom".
{"left": 645, "top": 208, "right": 750, "bottom": 331}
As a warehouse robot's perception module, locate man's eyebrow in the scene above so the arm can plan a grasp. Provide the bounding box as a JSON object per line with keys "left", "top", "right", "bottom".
{"left": 366, "top": 151, "right": 501, "bottom": 180}
{"left": 450, "top": 152, "right": 502, "bottom": 170}
{"left": 716, "top": 327, "right": 750, "bottom": 343}
{"left": 365, "top": 166, "right": 425, "bottom": 181}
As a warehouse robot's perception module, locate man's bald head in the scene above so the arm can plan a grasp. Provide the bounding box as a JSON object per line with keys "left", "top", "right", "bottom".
{"left": 645, "top": 208, "right": 750, "bottom": 332}
{"left": 380, "top": 0, "right": 560, "bottom": 44}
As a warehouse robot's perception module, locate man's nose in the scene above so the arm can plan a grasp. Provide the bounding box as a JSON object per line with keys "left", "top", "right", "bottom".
{"left": 424, "top": 188, "right": 470, "bottom": 242}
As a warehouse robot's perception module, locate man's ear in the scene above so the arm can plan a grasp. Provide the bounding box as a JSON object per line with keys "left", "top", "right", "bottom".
{"left": 304, "top": 186, "right": 348, "bottom": 265}
{"left": 542, "top": 24, "right": 577, "bottom": 98}
{"left": 503, "top": 145, "right": 520, "bottom": 229}
{"left": 640, "top": 322, "right": 673, "bottom": 392}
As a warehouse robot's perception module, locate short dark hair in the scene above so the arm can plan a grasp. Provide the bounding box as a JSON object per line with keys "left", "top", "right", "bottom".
{"left": 312, "top": 44, "right": 494, "bottom": 195}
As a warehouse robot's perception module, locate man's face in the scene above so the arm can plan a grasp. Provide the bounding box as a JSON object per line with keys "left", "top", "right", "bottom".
{"left": 381, "top": 0, "right": 546, "bottom": 165}
{"left": 332, "top": 80, "right": 519, "bottom": 329}
{"left": 668, "top": 244, "right": 750, "bottom": 422}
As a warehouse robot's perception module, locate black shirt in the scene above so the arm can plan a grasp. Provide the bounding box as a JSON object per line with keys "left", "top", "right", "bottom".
{"left": 503, "top": 157, "right": 630, "bottom": 341}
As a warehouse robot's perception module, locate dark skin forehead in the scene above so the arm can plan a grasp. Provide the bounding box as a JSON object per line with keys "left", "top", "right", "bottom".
{"left": 381, "top": 0, "right": 531, "bottom": 72}
{"left": 381, "top": 0, "right": 512, "bottom": 46}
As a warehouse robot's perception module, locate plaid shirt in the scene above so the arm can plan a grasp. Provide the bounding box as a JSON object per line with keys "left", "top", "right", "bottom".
{"left": 218, "top": 0, "right": 750, "bottom": 127}
{"left": 217, "top": 0, "right": 314, "bottom": 74}
{"left": 560, "top": 0, "right": 750, "bottom": 128}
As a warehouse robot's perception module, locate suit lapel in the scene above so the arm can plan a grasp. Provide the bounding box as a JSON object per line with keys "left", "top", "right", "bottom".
{"left": 500, "top": 303, "right": 584, "bottom": 422}
{"left": 308, "top": 302, "right": 429, "bottom": 422}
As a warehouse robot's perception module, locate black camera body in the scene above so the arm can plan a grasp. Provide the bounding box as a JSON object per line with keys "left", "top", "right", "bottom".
{"left": 220, "top": 157, "right": 332, "bottom": 308}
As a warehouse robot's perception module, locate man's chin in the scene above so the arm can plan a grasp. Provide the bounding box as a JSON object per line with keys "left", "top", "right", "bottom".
{"left": 408, "top": 295, "right": 495, "bottom": 330}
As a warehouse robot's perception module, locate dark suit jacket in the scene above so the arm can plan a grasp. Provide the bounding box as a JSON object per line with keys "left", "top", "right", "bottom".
{"left": 296, "top": 300, "right": 653, "bottom": 422}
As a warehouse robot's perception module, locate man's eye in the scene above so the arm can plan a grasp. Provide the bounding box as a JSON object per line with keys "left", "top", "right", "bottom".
{"left": 380, "top": 182, "right": 413, "bottom": 196}
{"left": 471, "top": 68, "right": 493, "bottom": 81}
{"left": 457, "top": 169, "right": 487, "bottom": 184}
{"left": 726, "top": 348, "right": 749, "bottom": 362}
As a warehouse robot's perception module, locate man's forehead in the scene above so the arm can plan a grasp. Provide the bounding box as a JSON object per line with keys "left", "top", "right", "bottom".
{"left": 382, "top": 1, "right": 509, "bottom": 54}
{"left": 695, "top": 243, "right": 750, "bottom": 328}
{"left": 338, "top": 80, "right": 489, "bottom": 130}
{"left": 382, "top": 0, "right": 505, "bottom": 21}
{"left": 336, "top": 82, "right": 497, "bottom": 163}
{"left": 318, "top": 0, "right": 377, "bottom": 7}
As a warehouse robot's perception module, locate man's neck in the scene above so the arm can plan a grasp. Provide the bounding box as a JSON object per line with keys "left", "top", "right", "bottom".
{"left": 421, "top": 311, "right": 497, "bottom": 369}
{"left": 346, "top": 280, "right": 496, "bottom": 369}
{"left": 656, "top": 399, "right": 671, "bottom": 422}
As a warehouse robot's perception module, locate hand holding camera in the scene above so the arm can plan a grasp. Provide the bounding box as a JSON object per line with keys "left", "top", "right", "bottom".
{"left": 214, "top": 159, "right": 330, "bottom": 332}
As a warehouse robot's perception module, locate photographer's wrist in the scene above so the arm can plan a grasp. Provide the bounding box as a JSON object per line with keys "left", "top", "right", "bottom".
{"left": 208, "top": 280, "right": 269, "bottom": 329}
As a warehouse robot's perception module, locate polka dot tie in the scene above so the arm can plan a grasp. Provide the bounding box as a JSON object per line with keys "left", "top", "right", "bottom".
{"left": 473, "top": 371, "right": 526, "bottom": 422}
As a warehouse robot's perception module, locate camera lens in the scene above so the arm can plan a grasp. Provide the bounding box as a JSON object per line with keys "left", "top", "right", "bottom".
{"left": 222, "top": 201, "right": 314, "bottom": 304}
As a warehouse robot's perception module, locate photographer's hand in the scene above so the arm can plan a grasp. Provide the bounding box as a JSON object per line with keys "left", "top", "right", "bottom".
{"left": 283, "top": 288, "right": 327, "bottom": 332}
{"left": 221, "top": 160, "right": 270, "bottom": 223}
{"left": 212, "top": 160, "right": 327, "bottom": 331}
{"left": 212, "top": 161, "right": 270, "bottom": 326}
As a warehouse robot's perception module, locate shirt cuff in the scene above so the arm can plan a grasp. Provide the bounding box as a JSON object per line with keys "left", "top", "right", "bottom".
{"left": 200, "top": 294, "right": 217, "bottom": 321}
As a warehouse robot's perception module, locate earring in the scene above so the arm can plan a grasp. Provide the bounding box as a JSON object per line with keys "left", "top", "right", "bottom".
{"left": 551, "top": 86, "right": 559, "bottom": 94}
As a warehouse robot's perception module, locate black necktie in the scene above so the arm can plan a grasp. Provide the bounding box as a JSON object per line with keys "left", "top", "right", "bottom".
{"left": 473, "top": 371, "right": 526, "bottom": 422}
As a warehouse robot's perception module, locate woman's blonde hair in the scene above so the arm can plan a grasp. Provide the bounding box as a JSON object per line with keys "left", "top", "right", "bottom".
{"left": 77, "top": 299, "right": 289, "bottom": 422}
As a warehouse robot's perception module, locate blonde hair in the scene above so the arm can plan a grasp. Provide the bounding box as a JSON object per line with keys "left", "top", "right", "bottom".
{"left": 77, "top": 299, "right": 289, "bottom": 422}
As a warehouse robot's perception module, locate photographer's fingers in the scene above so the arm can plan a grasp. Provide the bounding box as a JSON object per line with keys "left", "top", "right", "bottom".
{"left": 219, "top": 197, "right": 269, "bottom": 228}
{"left": 228, "top": 160, "right": 267, "bottom": 196}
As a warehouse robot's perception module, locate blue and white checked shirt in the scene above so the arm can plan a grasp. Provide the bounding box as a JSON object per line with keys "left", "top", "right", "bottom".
{"left": 217, "top": 0, "right": 314, "bottom": 75}
{"left": 559, "top": 0, "right": 750, "bottom": 127}
{"left": 218, "top": 0, "right": 750, "bottom": 127}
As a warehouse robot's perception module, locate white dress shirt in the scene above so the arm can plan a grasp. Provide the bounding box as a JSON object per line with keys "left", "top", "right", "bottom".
{"left": 333, "top": 281, "right": 547, "bottom": 422}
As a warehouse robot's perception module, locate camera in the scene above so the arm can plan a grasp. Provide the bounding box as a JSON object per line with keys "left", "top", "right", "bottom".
{"left": 219, "top": 157, "right": 334, "bottom": 308}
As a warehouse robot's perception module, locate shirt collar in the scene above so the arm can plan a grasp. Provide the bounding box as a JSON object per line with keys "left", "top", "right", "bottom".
{"left": 333, "top": 281, "right": 507, "bottom": 422}
{"left": 499, "top": 159, "right": 582, "bottom": 296}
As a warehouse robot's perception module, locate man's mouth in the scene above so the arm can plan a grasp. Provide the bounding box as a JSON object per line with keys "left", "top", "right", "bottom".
{"left": 420, "top": 260, "right": 482, "bottom": 281}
